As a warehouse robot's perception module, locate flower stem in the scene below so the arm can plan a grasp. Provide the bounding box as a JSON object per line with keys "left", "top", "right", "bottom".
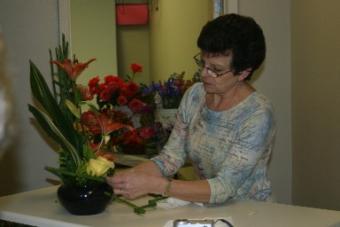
{"left": 113, "top": 194, "right": 168, "bottom": 215}
{"left": 114, "top": 196, "right": 146, "bottom": 214}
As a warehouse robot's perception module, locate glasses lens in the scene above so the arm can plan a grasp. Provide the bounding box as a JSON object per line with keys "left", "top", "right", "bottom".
{"left": 193, "top": 53, "right": 231, "bottom": 77}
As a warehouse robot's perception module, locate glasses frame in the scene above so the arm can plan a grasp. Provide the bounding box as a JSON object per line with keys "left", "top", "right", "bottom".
{"left": 193, "top": 53, "right": 232, "bottom": 78}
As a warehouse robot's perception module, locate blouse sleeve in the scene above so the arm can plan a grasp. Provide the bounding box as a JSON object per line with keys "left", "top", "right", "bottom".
{"left": 207, "top": 108, "right": 275, "bottom": 203}
{"left": 151, "top": 83, "right": 203, "bottom": 177}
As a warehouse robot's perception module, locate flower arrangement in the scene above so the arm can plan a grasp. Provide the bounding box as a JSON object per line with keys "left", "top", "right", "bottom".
{"left": 137, "top": 72, "right": 197, "bottom": 150}
{"left": 28, "top": 36, "right": 156, "bottom": 187}
{"left": 78, "top": 63, "right": 158, "bottom": 158}
{"left": 143, "top": 71, "right": 195, "bottom": 109}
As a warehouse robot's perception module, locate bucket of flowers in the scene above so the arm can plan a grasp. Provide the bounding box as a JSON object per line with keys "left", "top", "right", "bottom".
{"left": 143, "top": 72, "right": 195, "bottom": 131}
{"left": 28, "top": 36, "right": 155, "bottom": 215}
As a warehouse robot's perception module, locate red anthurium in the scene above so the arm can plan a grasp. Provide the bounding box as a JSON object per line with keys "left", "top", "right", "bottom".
{"left": 130, "top": 63, "right": 143, "bottom": 74}
{"left": 52, "top": 58, "right": 96, "bottom": 80}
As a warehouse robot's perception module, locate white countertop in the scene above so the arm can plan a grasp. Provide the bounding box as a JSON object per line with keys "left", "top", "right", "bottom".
{"left": 1, "top": 186, "right": 340, "bottom": 227}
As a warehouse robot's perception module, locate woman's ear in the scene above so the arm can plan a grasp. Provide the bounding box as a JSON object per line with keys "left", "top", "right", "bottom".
{"left": 238, "top": 68, "right": 252, "bottom": 81}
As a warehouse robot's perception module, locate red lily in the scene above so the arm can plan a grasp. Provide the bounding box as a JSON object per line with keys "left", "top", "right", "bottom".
{"left": 80, "top": 111, "right": 132, "bottom": 135}
{"left": 52, "top": 58, "right": 96, "bottom": 80}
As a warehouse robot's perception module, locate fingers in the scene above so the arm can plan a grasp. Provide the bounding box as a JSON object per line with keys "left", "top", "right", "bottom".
{"left": 112, "top": 183, "right": 138, "bottom": 200}
{"left": 106, "top": 175, "right": 131, "bottom": 197}
{"left": 114, "top": 187, "right": 124, "bottom": 195}
{"left": 106, "top": 176, "right": 125, "bottom": 190}
{"left": 105, "top": 169, "right": 148, "bottom": 200}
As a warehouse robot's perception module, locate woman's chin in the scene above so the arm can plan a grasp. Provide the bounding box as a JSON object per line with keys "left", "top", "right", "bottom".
{"left": 203, "top": 83, "right": 215, "bottom": 93}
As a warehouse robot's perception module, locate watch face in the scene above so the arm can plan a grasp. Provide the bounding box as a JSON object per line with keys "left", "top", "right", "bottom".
{"left": 173, "top": 219, "right": 214, "bottom": 227}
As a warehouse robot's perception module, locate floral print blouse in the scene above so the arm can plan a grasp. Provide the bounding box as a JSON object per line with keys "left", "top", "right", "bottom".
{"left": 152, "top": 83, "right": 276, "bottom": 204}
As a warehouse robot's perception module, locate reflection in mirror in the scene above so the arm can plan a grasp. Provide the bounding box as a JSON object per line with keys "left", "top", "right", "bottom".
{"left": 115, "top": 0, "right": 213, "bottom": 83}
{"left": 64, "top": 0, "right": 238, "bottom": 84}
{"left": 69, "top": 0, "right": 118, "bottom": 85}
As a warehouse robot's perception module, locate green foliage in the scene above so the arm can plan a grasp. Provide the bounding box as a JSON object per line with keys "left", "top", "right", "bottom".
{"left": 29, "top": 35, "right": 97, "bottom": 186}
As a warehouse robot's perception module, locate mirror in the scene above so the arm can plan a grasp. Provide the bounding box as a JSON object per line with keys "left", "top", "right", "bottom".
{"left": 59, "top": 0, "right": 236, "bottom": 84}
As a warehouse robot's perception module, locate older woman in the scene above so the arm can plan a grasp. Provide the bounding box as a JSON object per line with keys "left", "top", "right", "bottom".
{"left": 0, "top": 32, "right": 14, "bottom": 157}
{"left": 107, "top": 13, "right": 275, "bottom": 204}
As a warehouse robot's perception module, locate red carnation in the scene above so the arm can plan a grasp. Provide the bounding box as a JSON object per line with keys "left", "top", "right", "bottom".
{"left": 123, "top": 129, "right": 143, "bottom": 145}
{"left": 99, "top": 86, "right": 115, "bottom": 102}
{"left": 117, "top": 95, "right": 128, "bottom": 105}
{"left": 128, "top": 98, "right": 146, "bottom": 113}
{"left": 88, "top": 76, "right": 100, "bottom": 95}
{"left": 121, "top": 81, "right": 139, "bottom": 98}
{"left": 130, "top": 63, "right": 143, "bottom": 74}
{"left": 139, "top": 127, "right": 155, "bottom": 140}
{"left": 104, "top": 75, "right": 124, "bottom": 87}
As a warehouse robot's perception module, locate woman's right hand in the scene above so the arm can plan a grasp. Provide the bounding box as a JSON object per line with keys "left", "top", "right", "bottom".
{"left": 106, "top": 168, "right": 168, "bottom": 200}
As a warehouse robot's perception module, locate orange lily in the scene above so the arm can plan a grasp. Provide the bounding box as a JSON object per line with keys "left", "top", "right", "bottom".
{"left": 80, "top": 111, "right": 132, "bottom": 135}
{"left": 52, "top": 58, "right": 96, "bottom": 80}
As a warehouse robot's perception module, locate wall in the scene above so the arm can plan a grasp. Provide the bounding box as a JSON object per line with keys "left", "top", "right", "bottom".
{"left": 292, "top": 0, "right": 340, "bottom": 210}
{"left": 0, "top": 0, "right": 59, "bottom": 195}
{"left": 70, "top": 0, "right": 117, "bottom": 84}
{"left": 150, "top": 0, "right": 212, "bottom": 81}
{"left": 239, "top": 0, "right": 292, "bottom": 203}
{"left": 117, "top": 25, "right": 151, "bottom": 84}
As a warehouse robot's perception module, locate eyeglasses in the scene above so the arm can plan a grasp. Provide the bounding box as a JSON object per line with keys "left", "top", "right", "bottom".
{"left": 193, "top": 53, "right": 232, "bottom": 78}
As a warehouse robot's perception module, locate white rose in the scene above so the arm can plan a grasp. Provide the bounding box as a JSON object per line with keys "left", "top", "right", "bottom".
{"left": 86, "top": 156, "right": 114, "bottom": 177}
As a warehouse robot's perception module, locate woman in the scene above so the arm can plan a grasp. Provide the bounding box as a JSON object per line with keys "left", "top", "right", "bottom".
{"left": 0, "top": 31, "right": 14, "bottom": 157}
{"left": 107, "top": 13, "right": 276, "bottom": 204}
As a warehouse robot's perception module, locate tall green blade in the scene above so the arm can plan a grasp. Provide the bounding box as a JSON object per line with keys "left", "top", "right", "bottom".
{"left": 29, "top": 61, "right": 80, "bottom": 150}
{"left": 28, "top": 105, "right": 80, "bottom": 166}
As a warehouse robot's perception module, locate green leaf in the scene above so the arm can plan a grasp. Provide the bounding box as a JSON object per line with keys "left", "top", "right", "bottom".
{"left": 29, "top": 104, "right": 63, "bottom": 145}
{"left": 29, "top": 61, "right": 79, "bottom": 149}
{"left": 45, "top": 166, "right": 74, "bottom": 179}
{"left": 28, "top": 104, "right": 81, "bottom": 166}
{"left": 82, "top": 143, "right": 96, "bottom": 160}
{"left": 65, "top": 99, "right": 80, "bottom": 119}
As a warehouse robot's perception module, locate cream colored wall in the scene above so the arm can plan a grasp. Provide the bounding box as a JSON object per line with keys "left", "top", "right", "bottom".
{"left": 292, "top": 0, "right": 340, "bottom": 210}
{"left": 0, "top": 0, "right": 59, "bottom": 195}
{"left": 239, "top": 0, "right": 292, "bottom": 203}
{"left": 117, "top": 26, "right": 150, "bottom": 84}
{"left": 150, "top": 0, "right": 212, "bottom": 81}
{"left": 70, "top": 0, "right": 117, "bottom": 84}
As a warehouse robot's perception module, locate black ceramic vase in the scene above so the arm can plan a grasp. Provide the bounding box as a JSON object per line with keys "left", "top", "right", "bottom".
{"left": 57, "top": 182, "right": 113, "bottom": 215}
